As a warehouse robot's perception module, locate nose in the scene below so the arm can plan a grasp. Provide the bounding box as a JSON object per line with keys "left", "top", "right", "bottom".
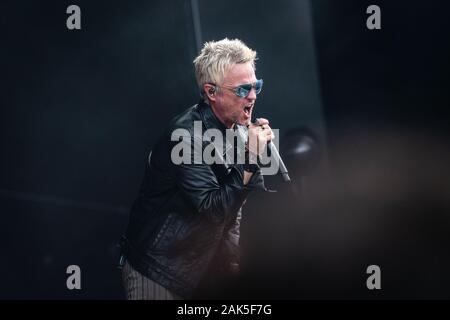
{"left": 247, "top": 87, "right": 257, "bottom": 101}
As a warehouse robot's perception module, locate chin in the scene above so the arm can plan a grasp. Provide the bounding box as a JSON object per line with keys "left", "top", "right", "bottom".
{"left": 236, "top": 119, "right": 250, "bottom": 126}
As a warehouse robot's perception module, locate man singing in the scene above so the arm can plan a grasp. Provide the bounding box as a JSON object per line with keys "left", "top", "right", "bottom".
{"left": 119, "top": 38, "right": 274, "bottom": 299}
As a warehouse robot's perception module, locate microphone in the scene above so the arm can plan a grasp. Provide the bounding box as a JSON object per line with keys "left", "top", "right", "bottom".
{"left": 235, "top": 121, "right": 291, "bottom": 183}
{"left": 267, "top": 141, "right": 291, "bottom": 182}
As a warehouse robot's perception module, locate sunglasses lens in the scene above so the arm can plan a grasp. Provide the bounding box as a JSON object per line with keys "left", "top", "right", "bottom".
{"left": 255, "top": 79, "right": 263, "bottom": 94}
{"left": 235, "top": 85, "right": 251, "bottom": 98}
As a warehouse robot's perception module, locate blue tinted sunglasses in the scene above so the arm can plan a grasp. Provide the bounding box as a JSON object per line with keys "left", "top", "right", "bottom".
{"left": 233, "top": 79, "right": 263, "bottom": 98}
{"left": 212, "top": 79, "right": 264, "bottom": 98}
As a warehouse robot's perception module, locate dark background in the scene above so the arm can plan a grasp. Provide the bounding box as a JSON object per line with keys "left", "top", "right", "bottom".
{"left": 1, "top": 0, "right": 449, "bottom": 299}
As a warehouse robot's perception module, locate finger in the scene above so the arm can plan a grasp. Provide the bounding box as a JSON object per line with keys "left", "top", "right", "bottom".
{"left": 248, "top": 123, "right": 262, "bottom": 130}
{"left": 262, "top": 127, "right": 272, "bottom": 135}
{"left": 263, "top": 130, "right": 274, "bottom": 140}
{"left": 254, "top": 118, "right": 269, "bottom": 126}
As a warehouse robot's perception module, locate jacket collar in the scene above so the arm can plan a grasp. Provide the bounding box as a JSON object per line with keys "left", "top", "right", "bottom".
{"left": 197, "top": 100, "right": 228, "bottom": 134}
{"left": 196, "top": 100, "right": 248, "bottom": 166}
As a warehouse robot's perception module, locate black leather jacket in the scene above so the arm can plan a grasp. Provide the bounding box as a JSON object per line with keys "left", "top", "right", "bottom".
{"left": 121, "top": 101, "right": 265, "bottom": 298}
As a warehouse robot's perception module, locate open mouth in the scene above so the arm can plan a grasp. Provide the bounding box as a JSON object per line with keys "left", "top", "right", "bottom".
{"left": 243, "top": 104, "right": 253, "bottom": 116}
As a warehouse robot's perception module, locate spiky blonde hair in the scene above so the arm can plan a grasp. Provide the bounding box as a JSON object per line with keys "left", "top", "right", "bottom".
{"left": 193, "top": 38, "right": 257, "bottom": 99}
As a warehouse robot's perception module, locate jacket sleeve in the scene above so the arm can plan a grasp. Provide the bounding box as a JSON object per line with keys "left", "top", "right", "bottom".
{"left": 170, "top": 136, "right": 264, "bottom": 224}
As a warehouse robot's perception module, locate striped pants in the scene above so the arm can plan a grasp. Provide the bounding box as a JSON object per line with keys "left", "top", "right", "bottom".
{"left": 122, "top": 260, "right": 182, "bottom": 300}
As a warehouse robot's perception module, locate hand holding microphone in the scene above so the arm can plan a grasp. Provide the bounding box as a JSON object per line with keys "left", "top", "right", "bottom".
{"left": 246, "top": 118, "right": 291, "bottom": 182}
{"left": 247, "top": 118, "right": 275, "bottom": 156}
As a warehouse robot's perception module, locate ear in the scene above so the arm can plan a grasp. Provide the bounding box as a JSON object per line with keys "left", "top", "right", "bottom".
{"left": 203, "top": 83, "right": 217, "bottom": 102}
